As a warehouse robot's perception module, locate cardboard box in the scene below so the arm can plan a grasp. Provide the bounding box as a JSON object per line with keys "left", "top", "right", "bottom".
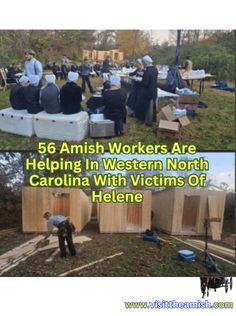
{"left": 156, "top": 111, "right": 165, "bottom": 122}
{"left": 158, "top": 120, "right": 181, "bottom": 140}
{"left": 157, "top": 105, "right": 190, "bottom": 127}
{"left": 178, "top": 115, "right": 190, "bottom": 126}
{"left": 161, "top": 105, "right": 176, "bottom": 121}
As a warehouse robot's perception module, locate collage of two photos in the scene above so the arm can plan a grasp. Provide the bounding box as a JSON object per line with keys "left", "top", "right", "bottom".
{"left": 0, "top": 30, "right": 235, "bottom": 282}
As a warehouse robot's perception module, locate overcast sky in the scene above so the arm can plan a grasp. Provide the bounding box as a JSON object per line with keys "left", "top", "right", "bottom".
{"left": 149, "top": 30, "right": 170, "bottom": 43}
{"left": 104, "top": 152, "right": 235, "bottom": 191}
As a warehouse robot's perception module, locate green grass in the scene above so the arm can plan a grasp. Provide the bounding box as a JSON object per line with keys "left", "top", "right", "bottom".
{"left": 0, "top": 78, "right": 234, "bottom": 151}
{"left": 1, "top": 221, "right": 235, "bottom": 276}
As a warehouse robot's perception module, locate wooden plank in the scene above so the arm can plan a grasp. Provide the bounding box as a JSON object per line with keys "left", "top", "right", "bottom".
{"left": 126, "top": 202, "right": 142, "bottom": 228}
{"left": 98, "top": 190, "right": 151, "bottom": 233}
{"left": 182, "top": 195, "right": 200, "bottom": 229}
{"left": 171, "top": 236, "right": 235, "bottom": 265}
{"left": 152, "top": 189, "right": 175, "bottom": 233}
{"left": 53, "top": 194, "right": 70, "bottom": 217}
{"left": 0, "top": 235, "right": 92, "bottom": 275}
{"left": 0, "top": 228, "right": 18, "bottom": 236}
{"left": 187, "top": 239, "right": 235, "bottom": 259}
{"left": 209, "top": 217, "right": 221, "bottom": 222}
{"left": 59, "top": 252, "right": 124, "bottom": 276}
{"left": 208, "top": 195, "right": 221, "bottom": 240}
{"left": 22, "top": 187, "right": 92, "bottom": 233}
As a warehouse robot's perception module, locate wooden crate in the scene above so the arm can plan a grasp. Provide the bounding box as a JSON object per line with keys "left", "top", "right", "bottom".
{"left": 22, "top": 187, "right": 92, "bottom": 232}
{"left": 98, "top": 189, "right": 152, "bottom": 233}
{"left": 152, "top": 188, "right": 226, "bottom": 238}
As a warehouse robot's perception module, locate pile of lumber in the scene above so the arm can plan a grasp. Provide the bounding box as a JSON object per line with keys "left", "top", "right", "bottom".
{"left": 0, "top": 235, "right": 91, "bottom": 275}
{"left": 0, "top": 227, "right": 19, "bottom": 237}
{"left": 186, "top": 239, "right": 235, "bottom": 259}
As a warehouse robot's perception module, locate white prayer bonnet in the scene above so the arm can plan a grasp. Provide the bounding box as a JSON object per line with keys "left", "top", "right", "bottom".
{"left": 68, "top": 71, "right": 79, "bottom": 82}
{"left": 142, "top": 55, "right": 153, "bottom": 65}
{"left": 45, "top": 74, "right": 56, "bottom": 84}
{"left": 110, "top": 75, "right": 120, "bottom": 86}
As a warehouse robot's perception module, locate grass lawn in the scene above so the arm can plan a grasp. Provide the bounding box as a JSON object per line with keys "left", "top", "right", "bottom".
{"left": 0, "top": 78, "right": 234, "bottom": 151}
{"left": 1, "top": 221, "right": 235, "bottom": 277}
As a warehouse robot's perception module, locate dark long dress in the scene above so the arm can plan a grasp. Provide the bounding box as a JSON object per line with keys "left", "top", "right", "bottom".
{"left": 60, "top": 82, "right": 82, "bottom": 115}
{"left": 24, "top": 85, "right": 43, "bottom": 114}
{"left": 103, "top": 88, "right": 127, "bottom": 136}
{"left": 135, "top": 65, "right": 158, "bottom": 122}
{"left": 127, "top": 68, "right": 144, "bottom": 112}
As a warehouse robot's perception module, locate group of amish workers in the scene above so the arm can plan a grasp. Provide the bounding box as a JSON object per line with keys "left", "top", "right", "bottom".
{"left": 10, "top": 49, "right": 158, "bottom": 136}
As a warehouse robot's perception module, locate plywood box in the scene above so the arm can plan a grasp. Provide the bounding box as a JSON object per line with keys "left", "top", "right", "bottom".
{"left": 152, "top": 188, "right": 226, "bottom": 239}
{"left": 98, "top": 189, "right": 152, "bottom": 233}
{"left": 22, "top": 187, "right": 92, "bottom": 232}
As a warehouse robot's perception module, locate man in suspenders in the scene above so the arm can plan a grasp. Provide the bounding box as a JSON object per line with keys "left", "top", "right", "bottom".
{"left": 37, "top": 211, "right": 76, "bottom": 258}
{"left": 23, "top": 49, "right": 43, "bottom": 80}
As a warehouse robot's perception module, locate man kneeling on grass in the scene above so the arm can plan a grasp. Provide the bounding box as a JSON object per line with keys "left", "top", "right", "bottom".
{"left": 37, "top": 211, "right": 76, "bottom": 258}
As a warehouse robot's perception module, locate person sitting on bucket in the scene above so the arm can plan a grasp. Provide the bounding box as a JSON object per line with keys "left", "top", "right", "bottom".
{"left": 37, "top": 211, "right": 76, "bottom": 258}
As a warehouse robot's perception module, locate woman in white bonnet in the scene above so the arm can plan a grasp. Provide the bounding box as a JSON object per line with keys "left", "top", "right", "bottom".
{"left": 9, "top": 75, "right": 29, "bottom": 110}
{"left": 134, "top": 55, "right": 158, "bottom": 125}
{"left": 127, "top": 58, "right": 144, "bottom": 114}
{"left": 24, "top": 74, "right": 43, "bottom": 114}
{"left": 40, "top": 74, "right": 61, "bottom": 114}
{"left": 60, "top": 71, "right": 83, "bottom": 114}
{"left": 103, "top": 75, "right": 127, "bottom": 136}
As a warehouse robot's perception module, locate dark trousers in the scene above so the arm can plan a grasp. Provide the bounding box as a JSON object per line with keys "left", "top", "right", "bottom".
{"left": 82, "top": 75, "right": 93, "bottom": 93}
{"left": 114, "top": 119, "right": 123, "bottom": 136}
{"left": 57, "top": 221, "right": 76, "bottom": 257}
{"left": 144, "top": 99, "right": 157, "bottom": 125}
{"left": 61, "top": 70, "right": 68, "bottom": 80}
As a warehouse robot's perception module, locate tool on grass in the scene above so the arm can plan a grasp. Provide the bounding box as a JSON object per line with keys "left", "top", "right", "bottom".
{"left": 143, "top": 229, "right": 164, "bottom": 247}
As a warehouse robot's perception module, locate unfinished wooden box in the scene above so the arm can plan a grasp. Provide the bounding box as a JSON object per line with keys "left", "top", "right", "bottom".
{"left": 152, "top": 188, "right": 226, "bottom": 239}
{"left": 97, "top": 190, "right": 152, "bottom": 233}
{"left": 22, "top": 187, "right": 92, "bottom": 232}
